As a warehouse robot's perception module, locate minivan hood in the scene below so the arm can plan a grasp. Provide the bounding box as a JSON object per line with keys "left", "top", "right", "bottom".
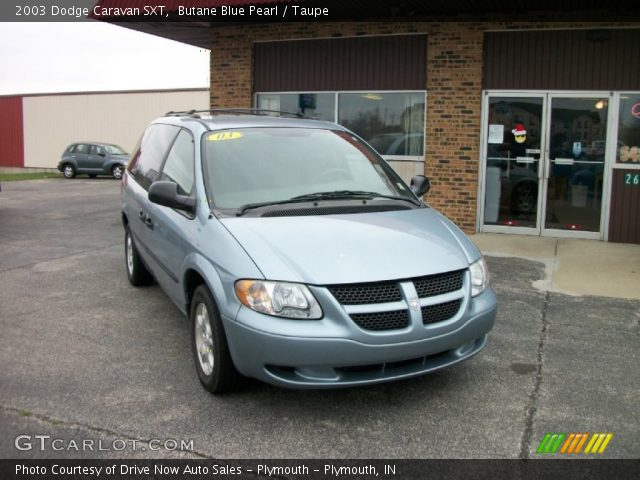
{"left": 220, "top": 208, "right": 477, "bottom": 285}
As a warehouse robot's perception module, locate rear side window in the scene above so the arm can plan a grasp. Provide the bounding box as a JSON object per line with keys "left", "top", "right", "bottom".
{"left": 72, "top": 144, "right": 90, "bottom": 154}
{"left": 159, "top": 129, "right": 195, "bottom": 195}
{"left": 129, "top": 124, "right": 180, "bottom": 191}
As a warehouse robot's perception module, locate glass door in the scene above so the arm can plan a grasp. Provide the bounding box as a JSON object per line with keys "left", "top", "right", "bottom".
{"left": 542, "top": 96, "right": 609, "bottom": 237}
{"left": 481, "top": 93, "right": 612, "bottom": 238}
{"left": 482, "top": 95, "right": 545, "bottom": 233}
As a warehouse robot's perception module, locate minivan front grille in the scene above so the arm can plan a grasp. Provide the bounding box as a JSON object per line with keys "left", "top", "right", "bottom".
{"left": 328, "top": 282, "right": 402, "bottom": 305}
{"left": 328, "top": 269, "right": 466, "bottom": 332}
{"left": 413, "top": 270, "right": 464, "bottom": 298}
{"left": 422, "top": 299, "right": 462, "bottom": 324}
{"left": 350, "top": 310, "right": 409, "bottom": 331}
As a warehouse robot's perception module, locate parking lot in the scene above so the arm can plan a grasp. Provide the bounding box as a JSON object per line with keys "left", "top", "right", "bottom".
{"left": 0, "top": 179, "right": 638, "bottom": 459}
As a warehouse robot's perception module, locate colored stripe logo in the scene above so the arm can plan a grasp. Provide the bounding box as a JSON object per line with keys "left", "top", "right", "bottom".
{"left": 537, "top": 433, "right": 613, "bottom": 454}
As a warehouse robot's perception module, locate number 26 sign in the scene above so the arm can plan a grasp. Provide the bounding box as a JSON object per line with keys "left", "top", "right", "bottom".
{"left": 624, "top": 173, "right": 640, "bottom": 186}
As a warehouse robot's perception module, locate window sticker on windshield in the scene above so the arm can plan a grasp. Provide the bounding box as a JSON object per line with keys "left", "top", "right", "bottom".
{"left": 396, "top": 183, "right": 406, "bottom": 190}
{"left": 208, "top": 132, "right": 243, "bottom": 142}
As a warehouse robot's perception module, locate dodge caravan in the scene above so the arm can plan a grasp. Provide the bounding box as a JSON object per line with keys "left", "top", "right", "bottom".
{"left": 121, "top": 110, "right": 497, "bottom": 393}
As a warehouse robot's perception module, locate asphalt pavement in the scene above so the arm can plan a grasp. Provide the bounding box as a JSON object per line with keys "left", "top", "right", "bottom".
{"left": 0, "top": 179, "right": 638, "bottom": 459}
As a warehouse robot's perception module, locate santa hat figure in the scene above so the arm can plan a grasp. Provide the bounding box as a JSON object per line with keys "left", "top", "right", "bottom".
{"left": 512, "top": 123, "right": 527, "bottom": 143}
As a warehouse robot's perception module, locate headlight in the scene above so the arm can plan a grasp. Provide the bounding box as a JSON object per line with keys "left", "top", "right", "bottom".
{"left": 469, "top": 257, "right": 489, "bottom": 297}
{"left": 234, "top": 280, "right": 323, "bottom": 319}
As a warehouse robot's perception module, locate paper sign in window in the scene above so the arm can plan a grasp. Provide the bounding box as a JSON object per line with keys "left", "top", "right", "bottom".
{"left": 488, "top": 124, "right": 504, "bottom": 144}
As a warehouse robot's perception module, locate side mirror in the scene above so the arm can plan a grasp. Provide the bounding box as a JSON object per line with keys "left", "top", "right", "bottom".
{"left": 410, "top": 175, "right": 430, "bottom": 197}
{"left": 148, "top": 181, "right": 195, "bottom": 213}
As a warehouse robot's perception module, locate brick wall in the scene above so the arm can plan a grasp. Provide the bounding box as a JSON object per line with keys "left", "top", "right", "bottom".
{"left": 209, "top": 18, "right": 640, "bottom": 232}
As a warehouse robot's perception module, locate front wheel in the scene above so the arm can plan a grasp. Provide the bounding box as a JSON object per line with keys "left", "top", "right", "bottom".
{"left": 124, "top": 228, "right": 153, "bottom": 286}
{"left": 191, "top": 285, "right": 241, "bottom": 394}
{"left": 62, "top": 164, "right": 76, "bottom": 179}
{"left": 112, "top": 165, "right": 124, "bottom": 180}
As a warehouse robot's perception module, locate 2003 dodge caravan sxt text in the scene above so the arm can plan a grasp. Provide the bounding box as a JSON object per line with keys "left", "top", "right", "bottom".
{"left": 121, "top": 109, "right": 497, "bottom": 393}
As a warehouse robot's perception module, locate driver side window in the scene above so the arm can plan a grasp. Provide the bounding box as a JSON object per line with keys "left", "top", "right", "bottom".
{"left": 160, "top": 129, "right": 195, "bottom": 196}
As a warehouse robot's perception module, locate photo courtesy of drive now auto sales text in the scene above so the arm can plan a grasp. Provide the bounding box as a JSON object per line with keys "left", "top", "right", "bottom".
{"left": 15, "top": 462, "right": 385, "bottom": 477}
{"left": 15, "top": 463, "right": 240, "bottom": 477}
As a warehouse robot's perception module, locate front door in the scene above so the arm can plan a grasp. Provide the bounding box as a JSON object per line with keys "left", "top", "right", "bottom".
{"left": 542, "top": 96, "right": 608, "bottom": 237}
{"left": 481, "top": 93, "right": 611, "bottom": 238}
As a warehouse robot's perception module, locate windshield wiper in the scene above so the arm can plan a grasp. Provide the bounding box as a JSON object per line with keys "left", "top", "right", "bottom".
{"left": 290, "top": 190, "right": 421, "bottom": 206}
{"left": 236, "top": 190, "right": 421, "bottom": 216}
{"left": 236, "top": 197, "right": 319, "bottom": 216}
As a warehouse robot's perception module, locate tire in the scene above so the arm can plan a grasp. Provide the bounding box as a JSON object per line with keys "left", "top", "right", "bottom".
{"left": 511, "top": 182, "right": 537, "bottom": 214}
{"left": 111, "top": 165, "right": 124, "bottom": 180}
{"left": 62, "top": 164, "right": 76, "bottom": 179}
{"left": 191, "top": 285, "right": 241, "bottom": 394}
{"left": 124, "top": 228, "right": 153, "bottom": 286}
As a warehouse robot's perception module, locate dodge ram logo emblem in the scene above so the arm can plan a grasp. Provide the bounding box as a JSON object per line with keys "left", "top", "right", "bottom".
{"left": 409, "top": 297, "right": 420, "bottom": 311}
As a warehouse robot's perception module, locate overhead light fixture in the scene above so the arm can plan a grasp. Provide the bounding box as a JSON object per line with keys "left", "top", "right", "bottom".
{"left": 594, "top": 99, "right": 608, "bottom": 110}
{"left": 361, "top": 93, "right": 383, "bottom": 101}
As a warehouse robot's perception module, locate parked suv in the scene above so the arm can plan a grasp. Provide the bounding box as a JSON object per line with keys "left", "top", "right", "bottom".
{"left": 58, "top": 142, "right": 129, "bottom": 179}
{"left": 121, "top": 109, "right": 497, "bottom": 393}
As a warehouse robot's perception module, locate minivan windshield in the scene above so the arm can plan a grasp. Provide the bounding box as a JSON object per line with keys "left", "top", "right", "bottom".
{"left": 201, "top": 128, "right": 417, "bottom": 210}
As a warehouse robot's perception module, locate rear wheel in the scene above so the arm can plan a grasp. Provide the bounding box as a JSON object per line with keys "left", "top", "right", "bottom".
{"left": 62, "top": 164, "right": 76, "bottom": 179}
{"left": 191, "top": 285, "right": 241, "bottom": 394}
{"left": 111, "top": 165, "right": 124, "bottom": 180}
{"left": 124, "top": 228, "right": 153, "bottom": 286}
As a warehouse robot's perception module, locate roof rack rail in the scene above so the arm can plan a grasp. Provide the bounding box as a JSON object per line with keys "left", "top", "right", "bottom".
{"left": 164, "top": 108, "right": 312, "bottom": 119}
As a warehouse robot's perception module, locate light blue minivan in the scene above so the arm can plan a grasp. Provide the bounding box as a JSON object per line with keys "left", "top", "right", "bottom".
{"left": 122, "top": 110, "right": 497, "bottom": 393}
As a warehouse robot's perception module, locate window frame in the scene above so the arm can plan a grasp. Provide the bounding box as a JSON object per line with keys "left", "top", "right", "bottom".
{"left": 612, "top": 91, "right": 640, "bottom": 171}
{"left": 254, "top": 90, "right": 427, "bottom": 163}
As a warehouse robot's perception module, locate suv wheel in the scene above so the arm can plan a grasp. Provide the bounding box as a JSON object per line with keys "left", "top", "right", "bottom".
{"left": 124, "top": 228, "right": 153, "bottom": 286}
{"left": 62, "top": 164, "right": 76, "bottom": 179}
{"left": 112, "top": 165, "right": 124, "bottom": 180}
{"left": 191, "top": 285, "right": 241, "bottom": 393}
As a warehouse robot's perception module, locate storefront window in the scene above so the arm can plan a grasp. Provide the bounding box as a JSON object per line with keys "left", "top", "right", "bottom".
{"left": 256, "top": 93, "right": 334, "bottom": 121}
{"left": 255, "top": 91, "right": 426, "bottom": 158}
{"left": 338, "top": 92, "right": 424, "bottom": 157}
{"left": 617, "top": 93, "right": 640, "bottom": 164}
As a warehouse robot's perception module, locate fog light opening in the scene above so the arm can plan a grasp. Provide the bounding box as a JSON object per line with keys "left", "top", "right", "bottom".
{"left": 455, "top": 341, "right": 476, "bottom": 357}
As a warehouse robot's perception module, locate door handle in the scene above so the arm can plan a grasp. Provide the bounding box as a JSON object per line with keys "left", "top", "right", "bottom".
{"left": 554, "top": 158, "right": 575, "bottom": 165}
{"left": 516, "top": 156, "right": 535, "bottom": 164}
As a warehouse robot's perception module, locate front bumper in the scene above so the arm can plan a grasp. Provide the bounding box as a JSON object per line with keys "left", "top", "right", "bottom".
{"left": 223, "top": 288, "right": 497, "bottom": 389}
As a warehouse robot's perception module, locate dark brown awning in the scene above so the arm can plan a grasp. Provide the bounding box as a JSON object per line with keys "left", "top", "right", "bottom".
{"left": 92, "top": 1, "right": 639, "bottom": 48}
